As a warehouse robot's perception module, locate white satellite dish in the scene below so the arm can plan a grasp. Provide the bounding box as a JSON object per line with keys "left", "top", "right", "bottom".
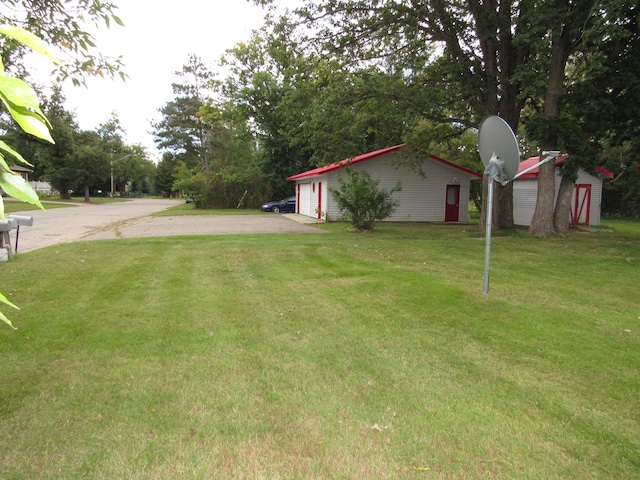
{"left": 476, "top": 116, "right": 562, "bottom": 296}
{"left": 478, "top": 115, "right": 521, "bottom": 184}
{"left": 477, "top": 115, "right": 520, "bottom": 297}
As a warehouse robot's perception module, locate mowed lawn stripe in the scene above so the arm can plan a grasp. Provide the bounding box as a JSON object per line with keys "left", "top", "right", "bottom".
{"left": 0, "top": 223, "right": 638, "bottom": 479}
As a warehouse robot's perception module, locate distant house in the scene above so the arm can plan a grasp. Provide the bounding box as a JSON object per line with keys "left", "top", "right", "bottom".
{"left": 287, "top": 145, "right": 482, "bottom": 222}
{"left": 3, "top": 165, "right": 52, "bottom": 195}
{"left": 10, "top": 165, "right": 32, "bottom": 180}
{"left": 513, "top": 155, "right": 613, "bottom": 227}
{"left": 29, "top": 181, "right": 53, "bottom": 194}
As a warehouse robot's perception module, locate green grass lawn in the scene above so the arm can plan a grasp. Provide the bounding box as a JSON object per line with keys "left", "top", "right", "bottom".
{"left": 2, "top": 199, "right": 78, "bottom": 213}
{"left": 2, "top": 196, "right": 133, "bottom": 214}
{"left": 0, "top": 221, "right": 638, "bottom": 479}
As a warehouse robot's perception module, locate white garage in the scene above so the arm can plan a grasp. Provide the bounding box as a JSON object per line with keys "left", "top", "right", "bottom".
{"left": 288, "top": 145, "right": 482, "bottom": 222}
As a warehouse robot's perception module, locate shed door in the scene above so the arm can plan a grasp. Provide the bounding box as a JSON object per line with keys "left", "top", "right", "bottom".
{"left": 571, "top": 184, "right": 591, "bottom": 226}
{"left": 445, "top": 184, "right": 460, "bottom": 222}
{"left": 299, "top": 183, "right": 311, "bottom": 217}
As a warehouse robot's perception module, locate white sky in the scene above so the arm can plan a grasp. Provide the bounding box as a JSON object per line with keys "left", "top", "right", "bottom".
{"left": 40, "top": 0, "right": 292, "bottom": 162}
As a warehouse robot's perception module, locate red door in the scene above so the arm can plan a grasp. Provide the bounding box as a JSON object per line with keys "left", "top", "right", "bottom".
{"left": 570, "top": 184, "right": 591, "bottom": 225}
{"left": 317, "top": 182, "right": 322, "bottom": 219}
{"left": 445, "top": 184, "right": 460, "bottom": 222}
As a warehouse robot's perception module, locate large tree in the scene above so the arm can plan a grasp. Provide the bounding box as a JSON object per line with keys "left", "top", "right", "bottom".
{"left": 151, "top": 55, "right": 215, "bottom": 170}
{"left": 39, "top": 87, "right": 79, "bottom": 198}
{"left": 69, "top": 130, "right": 110, "bottom": 202}
{"left": 198, "top": 100, "right": 270, "bottom": 208}
{"left": 257, "top": 0, "right": 630, "bottom": 235}
{"left": 522, "top": 0, "right": 602, "bottom": 236}
{"left": 545, "top": 1, "right": 640, "bottom": 224}
{"left": 112, "top": 144, "right": 154, "bottom": 195}
{"left": 278, "top": 0, "right": 542, "bottom": 228}
{"left": 222, "top": 31, "right": 313, "bottom": 198}
{"left": 155, "top": 153, "right": 179, "bottom": 197}
{"left": 221, "top": 21, "right": 414, "bottom": 198}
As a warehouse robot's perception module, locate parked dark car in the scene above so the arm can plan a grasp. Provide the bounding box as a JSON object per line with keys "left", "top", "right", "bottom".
{"left": 261, "top": 196, "right": 296, "bottom": 213}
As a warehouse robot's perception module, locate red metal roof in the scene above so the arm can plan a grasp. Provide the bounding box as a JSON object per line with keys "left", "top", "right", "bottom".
{"left": 287, "top": 145, "right": 482, "bottom": 181}
{"left": 596, "top": 166, "right": 614, "bottom": 179}
{"left": 517, "top": 155, "right": 613, "bottom": 179}
{"left": 516, "top": 154, "right": 569, "bottom": 179}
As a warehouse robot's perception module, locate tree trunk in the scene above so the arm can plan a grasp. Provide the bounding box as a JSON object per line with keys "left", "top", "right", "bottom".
{"left": 529, "top": 21, "right": 570, "bottom": 237}
{"left": 471, "top": 191, "right": 482, "bottom": 216}
{"left": 529, "top": 157, "right": 557, "bottom": 237}
{"left": 496, "top": 182, "right": 514, "bottom": 229}
{"left": 554, "top": 175, "right": 575, "bottom": 235}
{"left": 84, "top": 184, "right": 90, "bottom": 203}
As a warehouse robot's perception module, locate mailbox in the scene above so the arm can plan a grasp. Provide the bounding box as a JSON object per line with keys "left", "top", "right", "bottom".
{"left": 5, "top": 215, "right": 34, "bottom": 254}
{"left": 0, "top": 218, "right": 17, "bottom": 231}
{"left": 7, "top": 215, "right": 34, "bottom": 227}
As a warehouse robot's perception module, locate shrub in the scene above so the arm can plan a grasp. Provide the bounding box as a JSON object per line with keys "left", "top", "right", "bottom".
{"left": 173, "top": 163, "right": 271, "bottom": 209}
{"left": 331, "top": 168, "right": 401, "bottom": 231}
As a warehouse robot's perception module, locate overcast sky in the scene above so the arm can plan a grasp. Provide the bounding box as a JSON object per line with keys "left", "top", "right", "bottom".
{"left": 46, "top": 1, "right": 292, "bottom": 162}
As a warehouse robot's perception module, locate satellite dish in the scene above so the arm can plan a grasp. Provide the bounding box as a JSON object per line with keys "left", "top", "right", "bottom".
{"left": 476, "top": 115, "right": 521, "bottom": 297}
{"left": 478, "top": 115, "right": 520, "bottom": 182}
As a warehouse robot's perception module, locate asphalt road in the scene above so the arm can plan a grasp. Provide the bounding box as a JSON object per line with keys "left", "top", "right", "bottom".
{"left": 5, "top": 198, "right": 325, "bottom": 253}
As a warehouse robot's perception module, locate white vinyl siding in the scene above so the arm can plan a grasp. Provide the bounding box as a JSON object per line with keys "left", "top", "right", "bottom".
{"left": 513, "top": 179, "right": 539, "bottom": 226}
{"left": 319, "top": 181, "right": 328, "bottom": 220}
{"left": 304, "top": 152, "right": 477, "bottom": 222}
{"left": 576, "top": 170, "right": 603, "bottom": 226}
{"left": 513, "top": 169, "right": 603, "bottom": 227}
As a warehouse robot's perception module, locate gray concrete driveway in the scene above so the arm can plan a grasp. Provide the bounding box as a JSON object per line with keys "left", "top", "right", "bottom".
{"left": 6, "top": 198, "right": 325, "bottom": 253}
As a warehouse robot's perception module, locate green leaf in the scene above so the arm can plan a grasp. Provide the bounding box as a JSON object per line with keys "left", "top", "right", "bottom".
{"left": 0, "top": 75, "right": 54, "bottom": 143}
{"left": 0, "top": 97, "right": 54, "bottom": 143}
{"left": 0, "top": 75, "right": 46, "bottom": 110}
{"left": 0, "top": 140, "right": 33, "bottom": 167}
{"left": 0, "top": 291, "right": 19, "bottom": 330}
{"left": 0, "top": 172, "right": 44, "bottom": 210}
{"left": 0, "top": 153, "right": 10, "bottom": 173}
{"left": 0, "top": 24, "right": 62, "bottom": 66}
{"left": 0, "top": 309, "right": 17, "bottom": 330}
{"left": 0, "top": 290, "right": 19, "bottom": 311}
{"left": 7, "top": 105, "right": 53, "bottom": 143}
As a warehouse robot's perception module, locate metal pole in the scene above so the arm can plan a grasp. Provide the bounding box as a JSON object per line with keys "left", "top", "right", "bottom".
{"left": 483, "top": 177, "right": 494, "bottom": 296}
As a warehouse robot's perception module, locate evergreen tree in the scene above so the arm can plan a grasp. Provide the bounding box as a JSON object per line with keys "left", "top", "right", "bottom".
{"left": 151, "top": 55, "right": 215, "bottom": 170}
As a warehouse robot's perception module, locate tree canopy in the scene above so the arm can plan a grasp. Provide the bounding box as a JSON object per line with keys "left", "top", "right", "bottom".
{"left": 4, "top": 1, "right": 636, "bottom": 227}
{"left": 0, "top": 0, "right": 126, "bottom": 85}
{"left": 241, "top": 0, "right": 639, "bottom": 232}
{"left": 0, "top": 0, "right": 150, "bottom": 203}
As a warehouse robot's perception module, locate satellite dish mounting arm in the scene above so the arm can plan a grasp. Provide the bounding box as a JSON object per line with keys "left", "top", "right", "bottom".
{"left": 513, "top": 151, "right": 562, "bottom": 180}
{"left": 484, "top": 152, "right": 509, "bottom": 186}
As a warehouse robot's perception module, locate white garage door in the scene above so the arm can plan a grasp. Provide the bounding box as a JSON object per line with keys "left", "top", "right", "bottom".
{"left": 298, "top": 183, "right": 312, "bottom": 217}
